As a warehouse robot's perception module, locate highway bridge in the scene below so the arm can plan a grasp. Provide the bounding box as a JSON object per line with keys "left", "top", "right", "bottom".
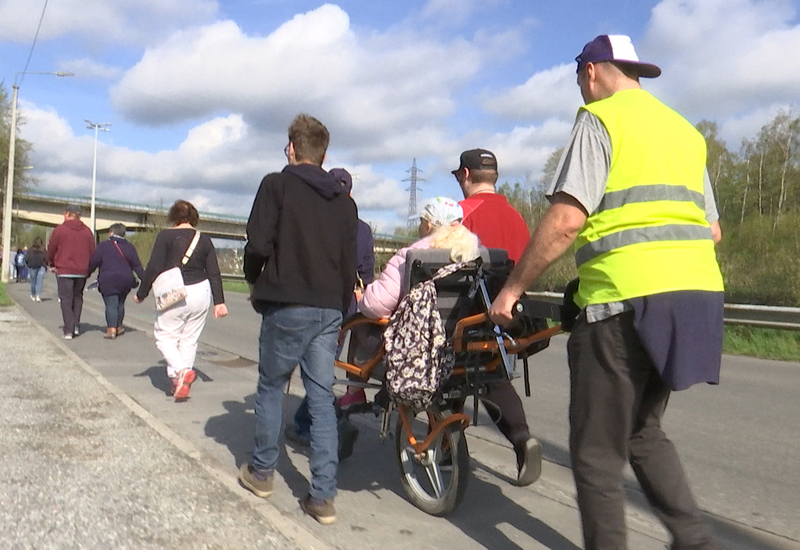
{"left": 10, "top": 191, "right": 410, "bottom": 251}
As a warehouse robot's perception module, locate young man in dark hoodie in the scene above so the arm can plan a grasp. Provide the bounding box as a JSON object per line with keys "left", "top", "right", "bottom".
{"left": 239, "top": 114, "right": 357, "bottom": 525}
{"left": 47, "top": 204, "right": 96, "bottom": 339}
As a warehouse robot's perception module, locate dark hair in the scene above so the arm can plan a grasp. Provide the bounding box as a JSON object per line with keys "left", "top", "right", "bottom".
{"left": 470, "top": 169, "right": 499, "bottom": 186}
{"left": 31, "top": 237, "right": 43, "bottom": 251}
{"left": 167, "top": 200, "right": 199, "bottom": 227}
{"left": 610, "top": 61, "right": 641, "bottom": 81}
{"left": 288, "top": 113, "right": 329, "bottom": 165}
{"left": 109, "top": 223, "right": 126, "bottom": 237}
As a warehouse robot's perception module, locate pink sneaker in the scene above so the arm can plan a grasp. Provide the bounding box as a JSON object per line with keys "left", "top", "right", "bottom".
{"left": 337, "top": 388, "right": 367, "bottom": 409}
{"left": 173, "top": 369, "right": 196, "bottom": 401}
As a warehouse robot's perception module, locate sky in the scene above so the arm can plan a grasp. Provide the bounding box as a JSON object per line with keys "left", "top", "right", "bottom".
{"left": 1, "top": 0, "right": 799, "bottom": 233}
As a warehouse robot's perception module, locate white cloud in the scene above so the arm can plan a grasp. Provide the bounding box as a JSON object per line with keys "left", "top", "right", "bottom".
{"left": 642, "top": 0, "right": 800, "bottom": 119}
{"left": 0, "top": 0, "right": 218, "bottom": 46}
{"left": 59, "top": 58, "right": 121, "bottom": 80}
{"left": 110, "top": 4, "right": 487, "bottom": 163}
{"left": 484, "top": 63, "right": 582, "bottom": 121}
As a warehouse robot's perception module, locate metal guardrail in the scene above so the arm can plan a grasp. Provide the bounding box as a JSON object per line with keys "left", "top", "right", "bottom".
{"left": 219, "top": 278, "right": 800, "bottom": 331}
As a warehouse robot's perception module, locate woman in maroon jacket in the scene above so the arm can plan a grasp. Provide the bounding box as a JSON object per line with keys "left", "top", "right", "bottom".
{"left": 89, "top": 223, "right": 146, "bottom": 340}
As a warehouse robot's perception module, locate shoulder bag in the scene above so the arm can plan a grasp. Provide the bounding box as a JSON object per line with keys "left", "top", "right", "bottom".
{"left": 152, "top": 230, "right": 202, "bottom": 311}
{"left": 111, "top": 239, "right": 140, "bottom": 289}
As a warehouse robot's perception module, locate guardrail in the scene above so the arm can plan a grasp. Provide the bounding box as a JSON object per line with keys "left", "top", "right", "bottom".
{"left": 220, "top": 279, "right": 800, "bottom": 330}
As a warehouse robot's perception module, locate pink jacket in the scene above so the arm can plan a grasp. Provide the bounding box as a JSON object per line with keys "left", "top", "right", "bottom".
{"left": 358, "top": 236, "right": 433, "bottom": 319}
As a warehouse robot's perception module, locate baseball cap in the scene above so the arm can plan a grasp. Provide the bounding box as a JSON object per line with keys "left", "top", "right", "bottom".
{"left": 575, "top": 34, "right": 661, "bottom": 78}
{"left": 451, "top": 149, "right": 498, "bottom": 175}
{"left": 329, "top": 168, "right": 353, "bottom": 194}
{"left": 64, "top": 204, "right": 82, "bottom": 215}
{"left": 411, "top": 197, "right": 464, "bottom": 227}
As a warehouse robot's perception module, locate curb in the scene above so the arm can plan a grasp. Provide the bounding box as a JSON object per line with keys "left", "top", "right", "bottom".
{"left": 13, "top": 301, "right": 332, "bottom": 550}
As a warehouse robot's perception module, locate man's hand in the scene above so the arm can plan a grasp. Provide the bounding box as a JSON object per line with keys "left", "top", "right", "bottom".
{"left": 132, "top": 295, "right": 141, "bottom": 304}
{"left": 214, "top": 304, "right": 228, "bottom": 318}
{"left": 489, "top": 288, "right": 520, "bottom": 327}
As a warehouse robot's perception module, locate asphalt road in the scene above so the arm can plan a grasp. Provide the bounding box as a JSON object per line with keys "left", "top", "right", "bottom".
{"left": 8, "top": 277, "right": 800, "bottom": 549}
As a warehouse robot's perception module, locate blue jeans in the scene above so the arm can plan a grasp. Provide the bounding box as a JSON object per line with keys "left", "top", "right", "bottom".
{"left": 102, "top": 292, "right": 129, "bottom": 328}
{"left": 253, "top": 305, "right": 342, "bottom": 501}
{"left": 29, "top": 267, "right": 45, "bottom": 297}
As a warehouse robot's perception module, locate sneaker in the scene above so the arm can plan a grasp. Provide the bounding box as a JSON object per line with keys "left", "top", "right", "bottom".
{"left": 62, "top": 334, "right": 73, "bottom": 340}
{"left": 515, "top": 436, "right": 543, "bottom": 487}
{"left": 173, "top": 369, "right": 196, "bottom": 401}
{"left": 73, "top": 328, "right": 80, "bottom": 337}
{"left": 300, "top": 494, "right": 336, "bottom": 525}
{"left": 337, "top": 418, "right": 359, "bottom": 460}
{"left": 238, "top": 464, "right": 274, "bottom": 498}
{"left": 337, "top": 388, "right": 367, "bottom": 409}
{"left": 30, "top": 295, "right": 35, "bottom": 301}
{"left": 284, "top": 423, "right": 311, "bottom": 447}
{"left": 35, "top": 295, "right": 41, "bottom": 302}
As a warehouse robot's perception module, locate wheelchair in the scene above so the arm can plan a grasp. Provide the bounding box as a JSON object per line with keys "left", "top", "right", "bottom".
{"left": 334, "top": 247, "right": 562, "bottom": 516}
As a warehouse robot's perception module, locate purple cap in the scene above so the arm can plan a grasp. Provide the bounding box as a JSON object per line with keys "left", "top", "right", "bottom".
{"left": 330, "top": 168, "right": 353, "bottom": 194}
{"left": 575, "top": 35, "right": 661, "bottom": 78}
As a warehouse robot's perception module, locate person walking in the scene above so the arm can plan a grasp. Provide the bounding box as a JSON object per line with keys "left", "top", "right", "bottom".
{"left": 47, "top": 204, "right": 96, "bottom": 339}
{"left": 25, "top": 237, "right": 48, "bottom": 302}
{"left": 451, "top": 148, "right": 542, "bottom": 487}
{"left": 88, "top": 223, "right": 146, "bottom": 340}
{"left": 489, "top": 34, "right": 723, "bottom": 549}
{"left": 239, "top": 114, "right": 357, "bottom": 525}
{"left": 14, "top": 248, "right": 26, "bottom": 282}
{"left": 134, "top": 200, "right": 228, "bottom": 401}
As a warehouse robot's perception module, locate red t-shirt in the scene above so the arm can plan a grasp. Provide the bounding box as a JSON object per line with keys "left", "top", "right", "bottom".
{"left": 460, "top": 193, "right": 530, "bottom": 263}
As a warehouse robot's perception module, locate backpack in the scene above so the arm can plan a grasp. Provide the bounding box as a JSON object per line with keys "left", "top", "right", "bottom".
{"left": 15, "top": 252, "right": 25, "bottom": 267}
{"left": 383, "top": 262, "right": 465, "bottom": 410}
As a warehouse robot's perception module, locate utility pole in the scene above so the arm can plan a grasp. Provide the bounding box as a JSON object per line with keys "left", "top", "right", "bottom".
{"left": 403, "top": 158, "right": 426, "bottom": 231}
{"left": 85, "top": 120, "right": 111, "bottom": 238}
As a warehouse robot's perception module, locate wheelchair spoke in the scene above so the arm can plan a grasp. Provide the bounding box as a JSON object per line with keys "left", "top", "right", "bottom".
{"left": 426, "top": 462, "right": 444, "bottom": 498}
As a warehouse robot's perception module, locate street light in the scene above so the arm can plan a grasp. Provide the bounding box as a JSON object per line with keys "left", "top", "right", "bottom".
{"left": 2, "top": 71, "right": 73, "bottom": 283}
{"left": 84, "top": 120, "right": 111, "bottom": 238}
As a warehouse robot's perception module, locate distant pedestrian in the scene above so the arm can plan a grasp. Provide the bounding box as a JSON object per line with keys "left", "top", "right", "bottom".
{"left": 88, "top": 223, "right": 145, "bottom": 340}
{"left": 47, "top": 205, "right": 96, "bottom": 339}
{"left": 240, "top": 114, "right": 357, "bottom": 525}
{"left": 14, "top": 248, "right": 26, "bottom": 282}
{"left": 134, "top": 200, "right": 228, "bottom": 401}
{"left": 25, "top": 237, "right": 48, "bottom": 302}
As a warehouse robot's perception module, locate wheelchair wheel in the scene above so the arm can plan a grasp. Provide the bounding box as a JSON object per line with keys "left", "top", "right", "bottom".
{"left": 395, "top": 405, "right": 470, "bottom": 516}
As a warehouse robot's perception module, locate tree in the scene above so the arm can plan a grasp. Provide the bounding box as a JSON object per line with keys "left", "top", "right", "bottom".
{"left": 0, "top": 82, "right": 34, "bottom": 232}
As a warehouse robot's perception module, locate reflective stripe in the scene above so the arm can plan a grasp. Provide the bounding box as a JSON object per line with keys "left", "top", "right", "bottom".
{"left": 576, "top": 224, "right": 713, "bottom": 266}
{"left": 596, "top": 184, "right": 704, "bottom": 213}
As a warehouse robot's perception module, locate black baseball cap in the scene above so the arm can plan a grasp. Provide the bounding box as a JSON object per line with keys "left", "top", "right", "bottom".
{"left": 451, "top": 149, "right": 498, "bottom": 174}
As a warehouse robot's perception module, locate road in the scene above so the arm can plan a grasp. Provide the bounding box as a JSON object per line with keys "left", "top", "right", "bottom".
{"left": 7, "top": 277, "right": 800, "bottom": 549}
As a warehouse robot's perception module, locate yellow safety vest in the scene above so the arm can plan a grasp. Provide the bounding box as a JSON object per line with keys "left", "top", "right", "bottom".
{"left": 575, "top": 89, "right": 724, "bottom": 307}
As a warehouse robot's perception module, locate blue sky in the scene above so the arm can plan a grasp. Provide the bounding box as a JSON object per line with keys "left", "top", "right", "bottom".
{"left": 1, "top": 0, "right": 799, "bottom": 232}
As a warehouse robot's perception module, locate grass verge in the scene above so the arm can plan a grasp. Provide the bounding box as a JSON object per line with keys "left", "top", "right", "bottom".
{"left": 0, "top": 281, "right": 14, "bottom": 307}
{"left": 223, "top": 280, "right": 250, "bottom": 295}
{"left": 723, "top": 325, "right": 800, "bottom": 362}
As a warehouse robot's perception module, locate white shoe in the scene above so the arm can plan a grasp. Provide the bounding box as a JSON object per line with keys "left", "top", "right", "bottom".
{"left": 35, "top": 296, "right": 41, "bottom": 302}
{"left": 30, "top": 295, "right": 35, "bottom": 301}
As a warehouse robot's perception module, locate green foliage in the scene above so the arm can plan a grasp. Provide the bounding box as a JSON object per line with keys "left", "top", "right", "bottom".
{"left": 127, "top": 228, "right": 161, "bottom": 267}
{"left": 0, "top": 280, "right": 12, "bottom": 307}
{"left": 0, "top": 83, "right": 34, "bottom": 215}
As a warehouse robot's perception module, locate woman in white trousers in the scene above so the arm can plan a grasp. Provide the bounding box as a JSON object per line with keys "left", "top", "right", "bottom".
{"left": 135, "top": 200, "right": 228, "bottom": 401}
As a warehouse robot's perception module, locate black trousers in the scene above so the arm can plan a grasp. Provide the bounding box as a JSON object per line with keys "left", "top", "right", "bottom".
{"left": 482, "top": 377, "right": 530, "bottom": 446}
{"left": 57, "top": 276, "right": 86, "bottom": 335}
{"left": 567, "top": 311, "right": 716, "bottom": 550}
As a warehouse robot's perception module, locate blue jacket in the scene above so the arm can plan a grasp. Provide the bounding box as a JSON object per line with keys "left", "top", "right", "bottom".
{"left": 88, "top": 236, "right": 146, "bottom": 296}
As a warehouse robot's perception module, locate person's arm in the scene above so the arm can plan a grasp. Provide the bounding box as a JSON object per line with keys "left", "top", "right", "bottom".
{"left": 358, "top": 221, "right": 376, "bottom": 286}
{"left": 127, "top": 244, "right": 146, "bottom": 280}
{"left": 203, "top": 238, "right": 226, "bottom": 307}
{"left": 46, "top": 229, "right": 60, "bottom": 271}
{"left": 703, "top": 169, "right": 722, "bottom": 244}
{"left": 358, "top": 247, "right": 409, "bottom": 319}
{"left": 136, "top": 231, "right": 169, "bottom": 301}
{"left": 88, "top": 244, "right": 102, "bottom": 276}
{"left": 340, "top": 203, "right": 358, "bottom": 315}
{"left": 489, "top": 193, "right": 588, "bottom": 325}
{"left": 243, "top": 175, "right": 281, "bottom": 289}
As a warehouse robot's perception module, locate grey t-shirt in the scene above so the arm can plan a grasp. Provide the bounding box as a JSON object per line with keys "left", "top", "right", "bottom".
{"left": 548, "top": 110, "right": 720, "bottom": 322}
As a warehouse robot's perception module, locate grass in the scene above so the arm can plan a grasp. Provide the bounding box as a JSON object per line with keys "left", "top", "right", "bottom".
{"left": 723, "top": 325, "right": 800, "bottom": 361}
{"left": 222, "top": 280, "right": 250, "bottom": 295}
{"left": 0, "top": 281, "right": 13, "bottom": 307}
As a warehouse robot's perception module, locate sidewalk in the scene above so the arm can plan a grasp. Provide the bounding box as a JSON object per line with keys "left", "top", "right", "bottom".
{"left": 0, "top": 305, "right": 311, "bottom": 549}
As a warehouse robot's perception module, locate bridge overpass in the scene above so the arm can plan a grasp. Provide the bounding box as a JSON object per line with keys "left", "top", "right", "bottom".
{"left": 10, "top": 191, "right": 410, "bottom": 251}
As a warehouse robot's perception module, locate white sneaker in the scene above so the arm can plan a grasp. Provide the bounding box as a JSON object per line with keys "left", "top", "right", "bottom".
{"left": 30, "top": 295, "right": 35, "bottom": 301}
{"left": 35, "top": 296, "right": 41, "bottom": 302}
{"left": 63, "top": 334, "right": 73, "bottom": 340}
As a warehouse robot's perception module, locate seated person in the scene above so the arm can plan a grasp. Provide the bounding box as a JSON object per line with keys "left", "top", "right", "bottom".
{"left": 359, "top": 196, "right": 480, "bottom": 319}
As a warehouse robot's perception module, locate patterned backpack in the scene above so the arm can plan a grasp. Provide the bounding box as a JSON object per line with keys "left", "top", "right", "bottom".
{"left": 383, "top": 262, "right": 465, "bottom": 410}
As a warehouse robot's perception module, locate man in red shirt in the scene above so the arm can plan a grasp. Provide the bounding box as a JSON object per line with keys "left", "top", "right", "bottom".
{"left": 452, "top": 148, "right": 541, "bottom": 486}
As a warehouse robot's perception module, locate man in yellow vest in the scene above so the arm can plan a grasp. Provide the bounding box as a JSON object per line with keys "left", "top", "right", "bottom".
{"left": 490, "top": 35, "right": 722, "bottom": 549}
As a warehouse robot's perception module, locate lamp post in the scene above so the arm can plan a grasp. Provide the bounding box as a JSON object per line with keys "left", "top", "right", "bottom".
{"left": 84, "top": 120, "right": 111, "bottom": 238}
{"left": 2, "top": 71, "right": 73, "bottom": 283}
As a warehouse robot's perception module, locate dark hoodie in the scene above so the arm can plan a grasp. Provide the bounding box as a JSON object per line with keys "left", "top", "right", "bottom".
{"left": 47, "top": 218, "right": 96, "bottom": 276}
{"left": 244, "top": 164, "right": 358, "bottom": 314}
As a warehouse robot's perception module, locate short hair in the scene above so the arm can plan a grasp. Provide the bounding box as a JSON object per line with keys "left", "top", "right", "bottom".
{"left": 609, "top": 61, "right": 641, "bottom": 82}
{"left": 32, "top": 236, "right": 43, "bottom": 249}
{"left": 469, "top": 169, "right": 499, "bottom": 186}
{"left": 109, "top": 223, "right": 126, "bottom": 237}
{"left": 167, "top": 200, "right": 199, "bottom": 227}
{"left": 288, "top": 114, "right": 329, "bottom": 165}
